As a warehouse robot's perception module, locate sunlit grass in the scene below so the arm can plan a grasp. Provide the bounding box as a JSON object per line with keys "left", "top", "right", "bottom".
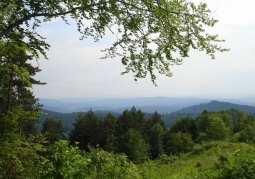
{"left": 138, "top": 141, "right": 255, "bottom": 179}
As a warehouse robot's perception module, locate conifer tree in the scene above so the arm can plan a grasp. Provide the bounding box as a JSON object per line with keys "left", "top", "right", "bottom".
{"left": 149, "top": 123, "right": 164, "bottom": 159}
{"left": 0, "top": 46, "right": 45, "bottom": 138}
{"left": 102, "top": 113, "right": 117, "bottom": 152}
{"left": 69, "top": 109, "right": 103, "bottom": 150}
{"left": 117, "top": 129, "right": 149, "bottom": 163}
{"left": 42, "top": 118, "right": 65, "bottom": 144}
{"left": 116, "top": 107, "right": 146, "bottom": 137}
{"left": 0, "top": 45, "right": 46, "bottom": 178}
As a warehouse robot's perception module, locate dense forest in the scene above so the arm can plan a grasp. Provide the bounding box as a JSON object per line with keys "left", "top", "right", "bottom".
{"left": 39, "top": 100, "right": 255, "bottom": 136}
{"left": 40, "top": 107, "right": 255, "bottom": 161}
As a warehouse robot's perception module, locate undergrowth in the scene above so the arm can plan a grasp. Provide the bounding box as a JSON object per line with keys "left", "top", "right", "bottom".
{"left": 138, "top": 141, "right": 255, "bottom": 179}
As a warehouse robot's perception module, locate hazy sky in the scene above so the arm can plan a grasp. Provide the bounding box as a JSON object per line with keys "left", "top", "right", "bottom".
{"left": 32, "top": 0, "right": 255, "bottom": 99}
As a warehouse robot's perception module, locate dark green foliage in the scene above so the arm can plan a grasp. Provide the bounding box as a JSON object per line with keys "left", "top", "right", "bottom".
{"left": 0, "top": 134, "right": 46, "bottom": 179}
{"left": 116, "top": 106, "right": 146, "bottom": 137}
{"left": 162, "top": 112, "right": 200, "bottom": 127}
{"left": 117, "top": 129, "right": 149, "bottom": 163}
{"left": 39, "top": 110, "right": 78, "bottom": 135}
{"left": 165, "top": 131, "right": 194, "bottom": 154}
{"left": 195, "top": 111, "right": 232, "bottom": 142}
{"left": 227, "top": 109, "right": 255, "bottom": 143}
{"left": 195, "top": 110, "right": 211, "bottom": 135}
{"left": 22, "top": 120, "right": 38, "bottom": 137}
{"left": 170, "top": 117, "right": 197, "bottom": 139}
{"left": 147, "top": 111, "right": 166, "bottom": 128}
{"left": 39, "top": 109, "right": 120, "bottom": 136}
{"left": 206, "top": 116, "right": 230, "bottom": 141}
{"left": 41, "top": 118, "right": 65, "bottom": 144}
{"left": 102, "top": 113, "right": 117, "bottom": 152}
{"left": 239, "top": 124, "right": 255, "bottom": 144}
{"left": 69, "top": 110, "right": 103, "bottom": 150}
{"left": 149, "top": 123, "right": 164, "bottom": 159}
{"left": 144, "top": 111, "right": 165, "bottom": 143}
{"left": 0, "top": 49, "right": 44, "bottom": 138}
{"left": 0, "top": 48, "right": 46, "bottom": 178}
{"left": 228, "top": 108, "right": 250, "bottom": 133}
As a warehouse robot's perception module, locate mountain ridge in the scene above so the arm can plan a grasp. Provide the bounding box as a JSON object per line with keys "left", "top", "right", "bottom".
{"left": 39, "top": 97, "right": 211, "bottom": 113}
{"left": 175, "top": 100, "right": 255, "bottom": 114}
{"left": 39, "top": 100, "right": 255, "bottom": 132}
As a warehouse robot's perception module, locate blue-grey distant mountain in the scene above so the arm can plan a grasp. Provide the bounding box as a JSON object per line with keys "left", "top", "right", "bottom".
{"left": 38, "top": 109, "right": 121, "bottom": 135}
{"left": 38, "top": 100, "right": 255, "bottom": 134}
{"left": 39, "top": 97, "right": 255, "bottom": 114}
{"left": 175, "top": 100, "right": 255, "bottom": 114}
{"left": 39, "top": 97, "right": 209, "bottom": 113}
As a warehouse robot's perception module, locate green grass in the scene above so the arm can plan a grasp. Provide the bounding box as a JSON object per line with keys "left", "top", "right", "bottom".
{"left": 137, "top": 141, "right": 255, "bottom": 179}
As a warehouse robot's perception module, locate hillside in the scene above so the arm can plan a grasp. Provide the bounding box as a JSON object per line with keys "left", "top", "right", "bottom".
{"left": 161, "top": 100, "right": 255, "bottom": 127}
{"left": 39, "top": 97, "right": 209, "bottom": 113}
{"left": 39, "top": 100, "right": 255, "bottom": 133}
{"left": 139, "top": 141, "right": 255, "bottom": 179}
{"left": 38, "top": 109, "right": 122, "bottom": 134}
{"left": 175, "top": 100, "right": 255, "bottom": 114}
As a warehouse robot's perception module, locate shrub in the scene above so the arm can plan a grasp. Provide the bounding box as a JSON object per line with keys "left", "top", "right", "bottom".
{"left": 216, "top": 152, "right": 255, "bottom": 179}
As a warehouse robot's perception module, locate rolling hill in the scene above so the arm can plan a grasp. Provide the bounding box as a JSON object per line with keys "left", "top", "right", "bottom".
{"left": 38, "top": 100, "right": 255, "bottom": 135}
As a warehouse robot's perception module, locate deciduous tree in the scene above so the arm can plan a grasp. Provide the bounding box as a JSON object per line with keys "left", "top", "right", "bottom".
{"left": 170, "top": 116, "right": 197, "bottom": 139}
{"left": 0, "top": 0, "right": 228, "bottom": 83}
{"left": 165, "top": 131, "right": 194, "bottom": 154}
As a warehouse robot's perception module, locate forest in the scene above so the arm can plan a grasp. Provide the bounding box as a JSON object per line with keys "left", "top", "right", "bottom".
{"left": 41, "top": 107, "right": 255, "bottom": 161}
{"left": 1, "top": 0, "right": 254, "bottom": 178}
{"left": 3, "top": 99, "right": 255, "bottom": 178}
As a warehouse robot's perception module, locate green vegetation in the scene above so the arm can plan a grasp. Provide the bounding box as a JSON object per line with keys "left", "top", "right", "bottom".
{"left": 1, "top": 0, "right": 253, "bottom": 178}
{"left": 41, "top": 118, "right": 65, "bottom": 144}
{"left": 1, "top": 57, "right": 255, "bottom": 179}
{"left": 139, "top": 141, "right": 255, "bottom": 179}
{"left": 1, "top": 0, "right": 228, "bottom": 84}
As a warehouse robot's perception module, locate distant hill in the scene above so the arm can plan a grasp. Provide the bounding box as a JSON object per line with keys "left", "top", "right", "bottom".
{"left": 161, "top": 101, "right": 255, "bottom": 127}
{"left": 39, "top": 97, "right": 209, "bottom": 113}
{"left": 39, "top": 97, "right": 255, "bottom": 114}
{"left": 175, "top": 100, "right": 255, "bottom": 114}
{"left": 38, "top": 109, "right": 121, "bottom": 134}
{"left": 38, "top": 100, "right": 255, "bottom": 134}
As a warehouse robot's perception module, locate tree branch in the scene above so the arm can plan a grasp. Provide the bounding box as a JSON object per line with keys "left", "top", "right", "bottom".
{"left": 0, "top": 6, "right": 81, "bottom": 38}
{"left": 155, "top": 0, "right": 191, "bottom": 17}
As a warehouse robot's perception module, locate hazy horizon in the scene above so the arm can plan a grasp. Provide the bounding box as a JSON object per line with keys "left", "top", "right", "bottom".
{"left": 38, "top": 94, "right": 255, "bottom": 101}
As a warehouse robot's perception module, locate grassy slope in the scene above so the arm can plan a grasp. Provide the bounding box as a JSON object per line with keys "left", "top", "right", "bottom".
{"left": 138, "top": 141, "right": 255, "bottom": 179}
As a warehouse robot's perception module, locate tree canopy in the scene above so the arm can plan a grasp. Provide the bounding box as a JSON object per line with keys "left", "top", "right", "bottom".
{"left": 0, "top": 0, "right": 228, "bottom": 84}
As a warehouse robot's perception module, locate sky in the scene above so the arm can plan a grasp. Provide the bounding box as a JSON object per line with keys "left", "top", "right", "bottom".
{"left": 32, "top": 0, "right": 255, "bottom": 99}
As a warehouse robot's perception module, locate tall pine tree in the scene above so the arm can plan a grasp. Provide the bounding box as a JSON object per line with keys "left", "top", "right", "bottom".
{"left": 0, "top": 48, "right": 45, "bottom": 138}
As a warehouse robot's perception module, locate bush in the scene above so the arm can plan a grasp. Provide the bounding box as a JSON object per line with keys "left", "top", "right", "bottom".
{"left": 216, "top": 152, "right": 255, "bottom": 179}
{"left": 42, "top": 140, "right": 139, "bottom": 179}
